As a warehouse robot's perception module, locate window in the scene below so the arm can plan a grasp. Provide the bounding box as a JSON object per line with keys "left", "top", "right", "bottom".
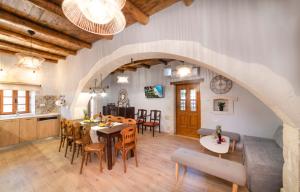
{"left": 0, "top": 90, "right": 30, "bottom": 115}
{"left": 190, "top": 89, "right": 197, "bottom": 112}
{"left": 180, "top": 89, "right": 186, "bottom": 111}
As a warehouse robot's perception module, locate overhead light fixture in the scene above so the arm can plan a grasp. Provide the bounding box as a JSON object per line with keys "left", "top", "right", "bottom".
{"left": 117, "top": 76, "right": 128, "bottom": 84}
{"left": 62, "top": 0, "right": 126, "bottom": 35}
{"left": 89, "top": 79, "right": 98, "bottom": 97}
{"left": 16, "top": 30, "right": 44, "bottom": 70}
{"left": 99, "top": 91, "right": 107, "bottom": 97}
{"left": 89, "top": 74, "right": 108, "bottom": 97}
{"left": 176, "top": 62, "right": 192, "bottom": 77}
{"left": 0, "top": 54, "right": 6, "bottom": 78}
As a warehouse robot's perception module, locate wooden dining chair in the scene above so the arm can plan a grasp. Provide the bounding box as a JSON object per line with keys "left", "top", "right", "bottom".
{"left": 71, "top": 125, "right": 92, "bottom": 164}
{"left": 135, "top": 109, "right": 147, "bottom": 134}
{"left": 143, "top": 110, "right": 161, "bottom": 137}
{"left": 64, "top": 120, "right": 75, "bottom": 157}
{"left": 70, "top": 122, "right": 86, "bottom": 164}
{"left": 111, "top": 116, "right": 125, "bottom": 123}
{"left": 114, "top": 126, "right": 138, "bottom": 173}
{"left": 103, "top": 115, "right": 114, "bottom": 122}
{"left": 80, "top": 133, "right": 105, "bottom": 174}
{"left": 58, "top": 118, "right": 67, "bottom": 152}
{"left": 123, "top": 118, "right": 137, "bottom": 135}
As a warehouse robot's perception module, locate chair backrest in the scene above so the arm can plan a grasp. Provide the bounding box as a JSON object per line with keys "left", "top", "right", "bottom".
{"left": 112, "top": 116, "right": 125, "bottom": 123}
{"left": 136, "top": 109, "right": 147, "bottom": 121}
{"left": 60, "top": 118, "right": 66, "bottom": 135}
{"left": 73, "top": 122, "right": 81, "bottom": 140}
{"left": 120, "top": 126, "right": 136, "bottom": 146}
{"left": 81, "top": 125, "right": 91, "bottom": 145}
{"left": 65, "top": 120, "right": 74, "bottom": 136}
{"left": 123, "top": 118, "right": 136, "bottom": 125}
{"left": 104, "top": 115, "right": 114, "bottom": 122}
{"left": 150, "top": 110, "right": 161, "bottom": 123}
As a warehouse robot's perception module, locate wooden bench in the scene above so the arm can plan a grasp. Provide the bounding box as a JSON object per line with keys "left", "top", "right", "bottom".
{"left": 197, "top": 128, "right": 241, "bottom": 152}
{"left": 171, "top": 148, "right": 246, "bottom": 192}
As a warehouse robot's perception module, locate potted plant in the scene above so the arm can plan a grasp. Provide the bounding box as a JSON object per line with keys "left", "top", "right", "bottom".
{"left": 83, "top": 109, "right": 89, "bottom": 120}
{"left": 218, "top": 102, "right": 226, "bottom": 111}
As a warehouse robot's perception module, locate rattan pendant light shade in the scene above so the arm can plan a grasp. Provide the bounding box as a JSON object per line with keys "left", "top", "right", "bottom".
{"left": 62, "top": 0, "right": 126, "bottom": 35}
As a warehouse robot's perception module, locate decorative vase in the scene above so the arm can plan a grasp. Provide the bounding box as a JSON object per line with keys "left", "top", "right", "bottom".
{"left": 217, "top": 133, "right": 222, "bottom": 144}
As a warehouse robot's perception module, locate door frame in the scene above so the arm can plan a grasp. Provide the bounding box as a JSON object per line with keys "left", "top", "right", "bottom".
{"left": 174, "top": 81, "right": 201, "bottom": 138}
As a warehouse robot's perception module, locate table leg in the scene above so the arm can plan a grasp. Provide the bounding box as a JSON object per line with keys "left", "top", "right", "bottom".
{"left": 106, "top": 135, "right": 113, "bottom": 170}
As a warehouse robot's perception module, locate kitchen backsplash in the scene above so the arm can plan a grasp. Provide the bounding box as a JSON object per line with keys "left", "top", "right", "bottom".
{"left": 35, "top": 95, "right": 59, "bottom": 114}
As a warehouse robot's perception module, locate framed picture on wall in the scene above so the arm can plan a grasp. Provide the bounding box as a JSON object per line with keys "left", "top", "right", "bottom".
{"left": 144, "top": 85, "right": 164, "bottom": 98}
{"left": 210, "top": 96, "right": 237, "bottom": 115}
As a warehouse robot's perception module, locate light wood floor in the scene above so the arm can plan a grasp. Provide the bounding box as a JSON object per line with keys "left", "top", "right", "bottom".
{"left": 0, "top": 132, "right": 248, "bottom": 192}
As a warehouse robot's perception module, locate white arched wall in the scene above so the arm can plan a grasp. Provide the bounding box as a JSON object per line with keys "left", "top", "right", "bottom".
{"left": 71, "top": 40, "right": 299, "bottom": 126}
{"left": 70, "top": 40, "right": 300, "bottom": 192}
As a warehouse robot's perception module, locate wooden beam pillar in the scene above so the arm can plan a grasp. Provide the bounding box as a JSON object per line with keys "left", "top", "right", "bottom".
{"left": 0, "top": 48, "right": 57, "bottom": 63}
{"left": 0, "top": 40, "right": 65, "bottom": 61}
{"left": 0, "top": 9, "right": 91, "bottom": 49}
{"left": 182, "top": 0, "right": 193, "bottom": 6}
{"left": 0, "top": 27, "right": 76, "bottom": 56}
{"left": 124, "top": 1, "right": 149, "bottom": 25}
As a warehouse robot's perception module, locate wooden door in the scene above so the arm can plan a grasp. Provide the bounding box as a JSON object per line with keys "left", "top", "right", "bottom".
{"left": 19, "top": 118, "right": 37, "bottom": 142}
{"left": 176, "top": 83, "right": 200, "bottom": 138}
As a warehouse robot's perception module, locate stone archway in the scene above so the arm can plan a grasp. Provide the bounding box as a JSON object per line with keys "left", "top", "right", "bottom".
{"left": 70, "top": 40, "right": 299, "bottom": 192}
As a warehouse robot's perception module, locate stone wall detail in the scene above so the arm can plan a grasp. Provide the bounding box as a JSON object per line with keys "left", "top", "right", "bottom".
{"left": 35, "top": 95, "right": 59, "bottom": 114}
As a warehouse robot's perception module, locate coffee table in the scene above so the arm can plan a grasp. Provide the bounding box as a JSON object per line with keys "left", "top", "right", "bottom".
{"left": 200, "top": 135, "right": 230, "bottom": 158}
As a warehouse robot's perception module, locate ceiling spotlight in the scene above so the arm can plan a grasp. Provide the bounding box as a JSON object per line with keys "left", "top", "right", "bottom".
{"left": 117, "top": 76, "right": 129, "bottom": 83}
{"left": 176, "top": 63, "right": 192, "bottom": 77}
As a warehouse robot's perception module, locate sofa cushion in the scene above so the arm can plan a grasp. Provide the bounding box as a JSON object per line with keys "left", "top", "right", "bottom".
{"left": 171, "top": 148, "right": 246, "bottom": 186}
{"left": 273, "top": 126, "right": 283, "bottom": 149}
{"left": 243, "top": 136, "right": 283, "bottom": 192}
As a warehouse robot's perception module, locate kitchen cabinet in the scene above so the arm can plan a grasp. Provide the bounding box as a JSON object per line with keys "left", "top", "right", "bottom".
{"left": 37, "top": 117, "right": 59, "bottom": 139}
{"left": 0, "top": 119, "right": 20, "bottom": 147}
{"left": 19, "top": 118, "right": 37, "bottom": 142}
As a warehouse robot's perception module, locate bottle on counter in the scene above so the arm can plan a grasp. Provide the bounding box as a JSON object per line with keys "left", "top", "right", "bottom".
{"left": 99, "top": 112, "right": 103, "bottom": 122}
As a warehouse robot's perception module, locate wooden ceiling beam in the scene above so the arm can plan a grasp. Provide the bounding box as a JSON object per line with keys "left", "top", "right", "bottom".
{"left": 26, "top": 0, "right": 114, "bottom": 40}
{"left": 159, "top": 59, "right": 169, "bottom": 65}
{"left": 123, "top": 67, "right": 137, "bottom": 71}
{"left": 139, "top": 64, "right": 151, "bottom": 69}
{"left": 0, "top": 27, "right": 76, "bottom": 56}
{"left": 0, "top": 9, "right": 91, "bottom": 49}
{"left": 182, "top": 0, "right": 193, "bottom": 6}
{"left": 0, "top": 48, "right": 57, "bottom": 63}
{"left": 124, "top": 1, "right": 149, "bottom": 25}
{"left": 27, "top": 0, "right": 65, "bottom": 17}
{"left": 0, "top": 40, "right": 65, "bottom": 61}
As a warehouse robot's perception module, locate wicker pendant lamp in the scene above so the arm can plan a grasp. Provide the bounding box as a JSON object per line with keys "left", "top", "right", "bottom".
{"left": 62, "top": 0, "right": 126, "bottom": 35}
{"left": 16, "top": 30, "right": 44, "bottom": 71}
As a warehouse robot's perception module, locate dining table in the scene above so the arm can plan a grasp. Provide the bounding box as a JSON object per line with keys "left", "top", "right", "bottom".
{"left": 89, "top": 122, "right": 129, "bottom": 170}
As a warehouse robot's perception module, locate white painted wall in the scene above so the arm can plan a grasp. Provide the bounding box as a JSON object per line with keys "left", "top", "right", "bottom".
{"left": 56, "top": 0, "right": 300, "bottom": 128}
{"left": 0, "top": 52, "right": 58, "bottom": 95}
{"left": 96, "top": 64, "right": 281, "bottom": 138}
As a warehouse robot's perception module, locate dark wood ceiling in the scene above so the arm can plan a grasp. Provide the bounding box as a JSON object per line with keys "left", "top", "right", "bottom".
{"left": 0, "top": 0, "right": 193, "bottom": 63}
{"left": 111, "top": 58, "right": 174, "bottom": 74}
